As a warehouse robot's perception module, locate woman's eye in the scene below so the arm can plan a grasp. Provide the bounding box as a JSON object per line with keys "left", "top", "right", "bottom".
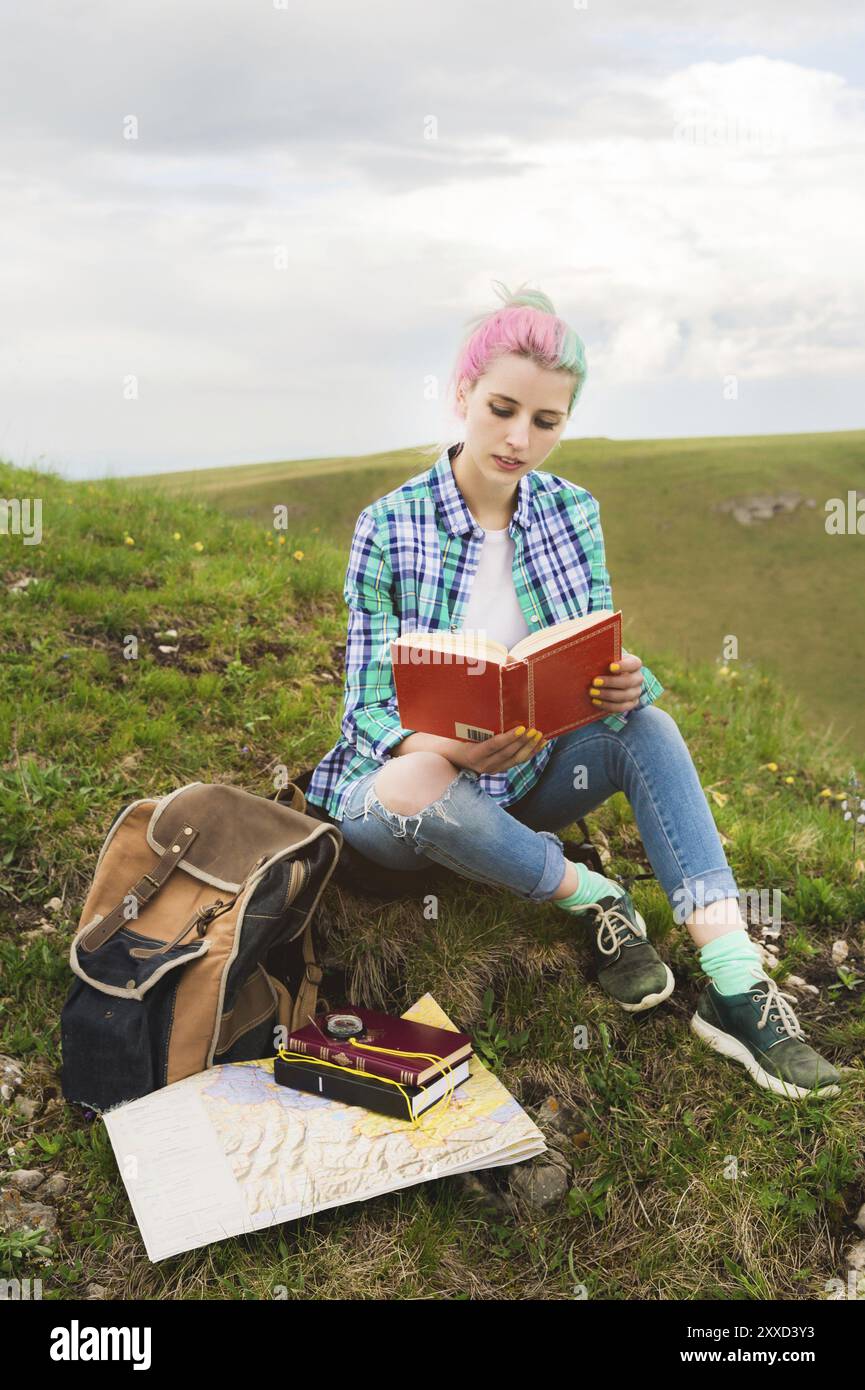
{"left": 489, "top": 405, "right": 557, "bottom": 430}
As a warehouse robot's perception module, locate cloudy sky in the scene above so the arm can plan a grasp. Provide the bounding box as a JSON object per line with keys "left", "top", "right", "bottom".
{"left": 1, "top": 0, "right": 863, "bottom": 481}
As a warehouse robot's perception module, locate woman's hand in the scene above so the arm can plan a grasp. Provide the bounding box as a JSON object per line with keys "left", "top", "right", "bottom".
{"left": 588, "top": 651, "right": 644, "bottom": 714}
{"left": 451, "top": 725, "right": 548, "bottom": 775}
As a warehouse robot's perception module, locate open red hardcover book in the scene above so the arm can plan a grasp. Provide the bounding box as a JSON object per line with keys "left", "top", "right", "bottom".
{"left": 390, "top": 610, "right": 622, "bottom": 742}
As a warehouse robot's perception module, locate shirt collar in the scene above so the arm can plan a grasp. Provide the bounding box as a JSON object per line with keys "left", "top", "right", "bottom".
{"left": 430, "top": 443, "right": 534, "bottom": 537}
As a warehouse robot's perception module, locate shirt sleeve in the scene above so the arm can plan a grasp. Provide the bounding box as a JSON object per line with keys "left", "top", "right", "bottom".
{"left": 583, "top": 493, "right": 664, "bottom": 730}
{"left": 339, "top": 508, "right": 417, "bottom": 760}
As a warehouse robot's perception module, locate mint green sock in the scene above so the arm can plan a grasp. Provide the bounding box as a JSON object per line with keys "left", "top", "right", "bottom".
{"left": 699, "top": 929, "right": 765, "bottom": 996}
{"left": 554, "top": 861, "right": 626, "bottom": 911}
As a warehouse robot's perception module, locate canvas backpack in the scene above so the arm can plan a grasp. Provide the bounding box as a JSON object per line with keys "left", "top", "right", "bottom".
{"left": 60, "top": 780, "right": 341, "bottom": 1114}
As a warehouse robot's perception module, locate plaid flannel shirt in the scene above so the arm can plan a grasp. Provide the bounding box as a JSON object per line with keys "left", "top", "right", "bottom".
{"left": 305, "top": 444, "right": 664, "bottom": 821}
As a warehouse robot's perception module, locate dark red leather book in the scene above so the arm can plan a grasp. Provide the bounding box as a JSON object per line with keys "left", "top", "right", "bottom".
{"left": 390, "top": 610, "right": 622, "bottom": 742}
{"left": 283, "top": 1008, "right": 473, "bottom": 1085}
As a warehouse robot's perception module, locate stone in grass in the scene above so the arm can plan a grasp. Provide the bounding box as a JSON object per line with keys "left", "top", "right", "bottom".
{"left": 40, "top": 1173, "right": 69, "bottom": 1200}
{"left": 0, "top": 1188, "right": 57, "bottom": 1246}
{"left": 4, "top": 1169, "right": 45, "bottom": 1193}
{"left": 507, "top": 1153, "right": 571, "bottom": 1210}
{"left": 0, "top": 1054, "right": 24, "bottom": 1104}
{"left": 846, "top": 1239, "right": 865, "bottom": 1272}
{"left": 13, "top": 1095, "right": 39, "bottom": 1122}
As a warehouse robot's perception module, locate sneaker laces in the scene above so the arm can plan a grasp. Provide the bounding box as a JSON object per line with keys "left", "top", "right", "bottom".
{"left": 584, "top": 898, "right": 646, "bottom": 957}
{"left": 752, "top": 976, "right": 806, "bottom": 1042}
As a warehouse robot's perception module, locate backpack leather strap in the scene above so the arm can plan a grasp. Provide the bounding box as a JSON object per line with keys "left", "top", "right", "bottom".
{"left": 78, "top": 823, "right": 200, "bottom": 953}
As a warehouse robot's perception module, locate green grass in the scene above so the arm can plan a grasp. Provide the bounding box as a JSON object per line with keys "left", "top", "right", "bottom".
{"left": 1, "top": 449, "right": 864, "bottom": 1301}
{"left": 128, "top": 430, "right": 865, "bottom": 755}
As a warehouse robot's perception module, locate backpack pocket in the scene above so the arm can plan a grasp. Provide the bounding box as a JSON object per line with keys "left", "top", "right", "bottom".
{"left": 60, "top": 925, "right": 211, "bottom": 1113}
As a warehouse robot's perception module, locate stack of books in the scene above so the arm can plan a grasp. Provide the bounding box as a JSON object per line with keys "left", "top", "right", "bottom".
{"left": 274, "top": 1008, "right": 473, "bottom": 1120}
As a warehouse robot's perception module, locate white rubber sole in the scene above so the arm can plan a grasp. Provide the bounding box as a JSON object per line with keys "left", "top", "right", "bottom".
{"left": 615, "top": 961, "right": 676, "bottom": 1013}
{"left": 689, "top": 1011, "right": 841, "bottom": 1099}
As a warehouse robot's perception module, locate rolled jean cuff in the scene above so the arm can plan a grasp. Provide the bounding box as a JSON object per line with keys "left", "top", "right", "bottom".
{"left": 672, "top": 867, "right": 740, "bottom": 925}
{"left": 529, "top": 830, "right": 568, "bottom": 902}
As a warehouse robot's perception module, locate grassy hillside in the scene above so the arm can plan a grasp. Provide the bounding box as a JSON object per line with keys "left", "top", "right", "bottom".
{"left": 1, "top": 455, "right": 864, "bottom": 1301}
{"left": 130, "top": 430, "right": 865, "bottom": 757}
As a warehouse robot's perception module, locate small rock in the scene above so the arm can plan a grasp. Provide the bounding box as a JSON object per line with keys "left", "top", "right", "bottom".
{"left": 783, "top": 974, "right": 819, "bottom": 995}
{"left": 531, "top": 1098, "right": 591, "bottom": 1158}
{"left": 157, "top": 644, "right": 179, "bottom": 654}
{"left": 832, "top": 940, "right": 849, "bottom": 964}
{"left": 13, "top": 1095, "right": 39, "bottom": 1122}
{"left": 0, "top": 1188, "right": 57, "bottom": 1243}
{"left": 44, "top": 897, "right": 64, "bottom": 914}
{"left": 508, "top": 1155, "right": 570, "bottom": 1209}
{"left": 854, "top": 1203, "right": 865, "bottom": 1235}
{"left": 4, "top": 1169, "right": 45, "bottom": 1192}
{"left": 0, "top": 1055, "right": 24, "bottom": 1100}
{"left": 846, "top": 1239, "right": 865, "bottom": 1272}
{"left": 85, "top": 1283, "right": 109, "bottom": 1300}
{"left": 40, "top": 1172, "right": 69, "bottom": 1200}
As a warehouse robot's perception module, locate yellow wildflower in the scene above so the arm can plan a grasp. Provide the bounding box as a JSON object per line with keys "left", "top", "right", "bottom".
{"left": 312, "top": 526, "right": 320, "bottom": 533}
{"left": 278, "top": 535, "right": 286, "bottom": 545}
{"left": 784, "top": 776, "right": 795, "bottom": 784}
{"left": 173, "top": 531, "right": 181, "bottom": 540}
{"left": 718, "top": 665, "right": 729, "bottom": 676}
{"left": 192, "top": 541, "right": 204, "bottom": 552}
{"left": 124, "top": 535, "right": 135, "bottom": 546}
{"left": 818, "top": 788, "right": 833, "bottom": 798}
{"left": 762, "top": 762, "right": 778, "bottom": 772}
{"left": 293, "top": 550, "right": 304, "bottom": 561}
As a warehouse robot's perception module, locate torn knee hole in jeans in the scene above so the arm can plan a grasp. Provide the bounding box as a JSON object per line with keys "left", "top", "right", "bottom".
{"left": 361, "top": 772, "right": 463, "bottom": 837}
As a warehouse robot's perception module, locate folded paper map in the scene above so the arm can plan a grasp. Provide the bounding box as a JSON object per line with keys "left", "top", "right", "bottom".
{"left": 103, "top": 993, "right": 547, "bottom": 1262}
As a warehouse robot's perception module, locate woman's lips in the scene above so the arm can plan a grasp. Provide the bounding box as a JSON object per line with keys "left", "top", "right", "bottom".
{"left": 492, "top": 454, "right": 524, "bottom": 471}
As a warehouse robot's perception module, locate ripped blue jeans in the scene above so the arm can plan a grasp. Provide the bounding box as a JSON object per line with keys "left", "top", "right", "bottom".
{"left": 338, "top": 704, "right": 739, "bottom": 922}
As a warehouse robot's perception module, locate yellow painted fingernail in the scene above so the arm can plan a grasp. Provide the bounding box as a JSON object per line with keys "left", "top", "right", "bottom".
{"left": 515, "top": 725, "right": 526, "bottom": 735}
{"left": 526, "top": 728, "right": 537, "bottom": 738}
{"left": 609, "top": 662, "right": 620, "bottom": 672}
{"left": 591, "top": 698, "right": 603, "bottom": 706}
{"left": 533, "top": 730, "right": 544, "bottom": 741}
{"left": 592, "top": 677, "right": 604, "bottom": 687}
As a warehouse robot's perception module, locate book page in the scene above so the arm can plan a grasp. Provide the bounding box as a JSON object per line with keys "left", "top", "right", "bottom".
{"left": 507, "top": 610, "right": 617, "bottom": 662}
{"left": 392, "top": 630, "right": 510, "bottom": 665}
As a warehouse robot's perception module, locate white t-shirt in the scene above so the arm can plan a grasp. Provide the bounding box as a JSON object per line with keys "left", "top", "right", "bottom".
{"left": 460, "top": 522, "right": 532, "bottom": 652}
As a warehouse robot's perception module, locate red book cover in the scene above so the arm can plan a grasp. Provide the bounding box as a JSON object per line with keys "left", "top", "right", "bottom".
{"left": 283, "top": 1008, "right": 473, "bottom": 1086}
{"left": 390, "top": 611, "right": 623, "bottom": 742}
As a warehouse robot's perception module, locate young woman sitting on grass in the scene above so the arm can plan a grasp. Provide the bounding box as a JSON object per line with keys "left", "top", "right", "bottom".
{"left": 305, "top": 280, "right": 842, "bottom": 1102}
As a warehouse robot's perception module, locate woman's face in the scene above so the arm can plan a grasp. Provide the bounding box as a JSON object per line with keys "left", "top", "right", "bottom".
{"left": 456, "top": 352, "right": 574, "bottom": 488}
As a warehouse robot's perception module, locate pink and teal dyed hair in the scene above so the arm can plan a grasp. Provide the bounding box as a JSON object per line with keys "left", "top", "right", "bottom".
{"left": 448, "top": 280, "right": 588, "bottom": 420}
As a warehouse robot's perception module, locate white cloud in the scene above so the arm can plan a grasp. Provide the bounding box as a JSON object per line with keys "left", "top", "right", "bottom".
{"left": 0, "top": 4, "right": 863, "bottom": 478}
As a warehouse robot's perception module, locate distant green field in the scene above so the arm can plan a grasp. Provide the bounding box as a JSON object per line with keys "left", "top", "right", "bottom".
{"left": 131, "top": 431, "right": 865, "bottom": 759}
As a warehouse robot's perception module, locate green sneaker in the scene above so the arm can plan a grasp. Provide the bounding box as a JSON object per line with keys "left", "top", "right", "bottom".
{"left": 576, "top": 889, "right": 675, "bottom": 1013}
{"left": 691, "top": 977, "right": 842, "bottom": 1099}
